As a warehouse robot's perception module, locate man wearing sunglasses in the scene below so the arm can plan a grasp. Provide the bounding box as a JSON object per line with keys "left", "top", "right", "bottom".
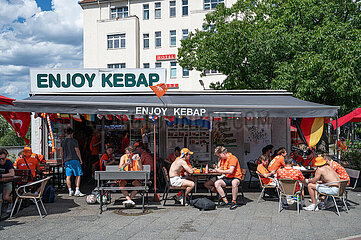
{"left": 0, "top": 149, "right": 15, "bottom": 213}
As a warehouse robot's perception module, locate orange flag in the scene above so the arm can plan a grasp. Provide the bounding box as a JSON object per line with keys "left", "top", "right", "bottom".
{"left": 150, "top": 83, "right": 168, "bottom": 98}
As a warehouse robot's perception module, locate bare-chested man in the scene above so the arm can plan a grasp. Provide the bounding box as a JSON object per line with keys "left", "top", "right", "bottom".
{"left": 169, "top": 148, "right": 195, "bottom": 204}
{"left": 303, "top": 156, "right": 340, "bottom": 211}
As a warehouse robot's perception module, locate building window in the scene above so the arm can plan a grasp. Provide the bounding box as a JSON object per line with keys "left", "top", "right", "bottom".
{"left": 155, "top": 31, "right": 161, "bottom": 48}
{"left": 111, "top": 7, "right": 129, "bottom": 19}
{"left": 204, "top": 69, "right": 220, "bottom": 74}
{"left": 143, "top": 4, "right": 149, "bottom": 20}
{"left": 108, "top": 63, "right": 126, "bottom": 68}
{"left": 170, "top": 30, "right": 176, "bottom": 47}
{"left": 143, "top": 63, "right": 150, "bottom": 68}
{"left": 155, "top": 62, "right": 162, "bottom": 68}
{"left": 182, "top": 0, "right": 188, "bottom": 16}
{"left": 170, "top": 1, "right": 176, "bottom": 17}
{"left": 143, "top": 33, "right": 149, "bottom": 49}
{"left": 182, "top": 29, "right": 188, "bottom": 39}
{"left": 107, "top": 34, "right": 126, "bottom": 49}
{"left": 170, "top": 61, "right": 177, "bottom": 78}
{"left": 204, "top": 0, "right": 224, "bottom": 10}
{"left": 155, "top": 2, "right": 161, "bottom": 19}
{"left": 182, "top": 68, "right": 189, "bottom": 77}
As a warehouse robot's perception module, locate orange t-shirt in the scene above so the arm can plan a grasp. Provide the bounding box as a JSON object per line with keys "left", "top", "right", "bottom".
{"left": 329, "top": 160, "right": 350, "bottom": 185}
{"left": 277, "top": 167, "right": 305, "bottom": 192}
{"left": 268, "top": 155, "right": 285, "bottom": 172}
{"left": 90, "top": 136, "right": 101, "bottom": 155}
{"left": 14, "top": 157, "right": 39, "bottom": 178}
{"left": 122, "top": 154, "right": 139, "bottom": 171}
{"left": 141, "top": 151, "right": 154, "bottom": 171}
{"left": 257, "top": 164, "right": 273, "bottom": 185}
{"left": 99, "top": 152, "right": 114, "bottom": 171}
{"left": 223, "top": 153, "right": 242, "bottom": 179}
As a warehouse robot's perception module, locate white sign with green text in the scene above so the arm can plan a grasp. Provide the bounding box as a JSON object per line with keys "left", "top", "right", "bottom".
{"left": 30, "top": 68, "right": 167, "bottom": 93}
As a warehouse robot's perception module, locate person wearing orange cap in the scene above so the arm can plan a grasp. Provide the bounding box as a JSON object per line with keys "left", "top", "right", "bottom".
{"left": 14, "top": 147, "right": 40, "bottom": 180}
{"left": 168, "top": 148, "right": 195, "bottom": 205}
{"left": 303, "top": 156, "right": 340, "bottom": 211}
{"left": 210, "top": 146, "right": 243, "bottom": 210}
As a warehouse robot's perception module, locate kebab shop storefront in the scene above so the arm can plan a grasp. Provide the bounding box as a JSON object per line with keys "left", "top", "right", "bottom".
{"left": 0, "top": 68, "right": 339, "bottom": 180}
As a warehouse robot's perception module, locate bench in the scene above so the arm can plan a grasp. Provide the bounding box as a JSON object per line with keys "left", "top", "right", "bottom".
{"left": 94, "top": 170, "right": 150, "bottom": 213}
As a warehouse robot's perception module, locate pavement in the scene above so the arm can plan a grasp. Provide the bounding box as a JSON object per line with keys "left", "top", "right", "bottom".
{"left": 1, "top": 186, "right": 361, "bottom": 240}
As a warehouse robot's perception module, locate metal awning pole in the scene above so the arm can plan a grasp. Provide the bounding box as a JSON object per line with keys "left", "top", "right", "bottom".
{"left": 336, "top": 114, "right": 339, "bottom": 160}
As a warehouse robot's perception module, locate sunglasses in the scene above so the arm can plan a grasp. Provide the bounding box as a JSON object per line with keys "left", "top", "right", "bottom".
{"left": 0, "top": 158, "right": 5, "bottom": 161}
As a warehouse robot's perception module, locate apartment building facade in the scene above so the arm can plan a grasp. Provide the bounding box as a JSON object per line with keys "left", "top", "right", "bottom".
{"left": 79, "top": 0, "right": 237, "bottom": 90}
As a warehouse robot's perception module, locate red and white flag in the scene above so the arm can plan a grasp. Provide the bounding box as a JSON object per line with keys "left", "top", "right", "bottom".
{"left": 0, "top": 112, "right": 31, "bottom": 144}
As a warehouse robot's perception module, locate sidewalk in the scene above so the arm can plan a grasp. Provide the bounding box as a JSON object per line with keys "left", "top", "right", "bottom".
{"left": 1, "top": 188, "right": 361, "bottom": 240}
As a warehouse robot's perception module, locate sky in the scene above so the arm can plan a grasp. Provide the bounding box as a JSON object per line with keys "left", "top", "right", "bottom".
{"left": 0, "top": 0, "right": 83, "bottom": 100}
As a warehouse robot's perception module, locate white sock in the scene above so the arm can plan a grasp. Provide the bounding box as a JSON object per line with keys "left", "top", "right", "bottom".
{"left": 75, "top": 187, "right": 80, "bottom": 192}
{"left": 69, "top": 188, "right": 73, "bottom": 193}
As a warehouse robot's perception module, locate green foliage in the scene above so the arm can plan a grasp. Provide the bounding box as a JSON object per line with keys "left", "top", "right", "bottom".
{"left": 341, "top": 140, "right": 361, "bottom": 170}
{"left": 178, "top": 0, "right": 361, "bottom": 114}
{"left": 0, "top": 115, "right": 30, "bottom": 146}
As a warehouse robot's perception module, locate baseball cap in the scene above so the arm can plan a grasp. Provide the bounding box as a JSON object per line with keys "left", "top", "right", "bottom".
{"left": 314, "top": 156, "right": 327, "bottom": 167}
{"left": 23, "top": 147, "right": 32, "bottom": 156}
{"left": 181, "top": 148, "right": 193, "bottom": 156}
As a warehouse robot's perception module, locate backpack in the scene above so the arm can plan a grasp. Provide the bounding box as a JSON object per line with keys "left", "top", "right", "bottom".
{"left": 42, "top": 185, "right": 55, "bottom": 203}
{"left": 190, "top": 197, "right": 216, "bottom": 211}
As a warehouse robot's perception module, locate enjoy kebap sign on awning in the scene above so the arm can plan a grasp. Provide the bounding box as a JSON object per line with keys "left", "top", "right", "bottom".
{"left": 30, "top": 68, "right": 166, "bottom": 93}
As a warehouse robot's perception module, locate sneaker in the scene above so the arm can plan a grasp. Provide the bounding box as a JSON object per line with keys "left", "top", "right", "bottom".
{"left": 303, "top": 204, "right": 319, "bottom": 211}
{"left": 179, "top": 198, "right": 184, "bottom": 205}
{"left": 6, "top": 204, "right": 13, "bottom": 214}
{"left": 282, "top": 199, "right": 289, "bottom": 208}
{"left": 74, "top": 191, "right": 86, "bottom": 197}
{"left": 69, "top": 190, "right": 74, "bottom": 197}
{"left": 129, "top": 200, "right": 135, "bottom": 206}
{"left": 219, "top": 201, "right": 228, "bottom": 207}
{"left": 229, "top": 202, "right": 237, "bottom": 210}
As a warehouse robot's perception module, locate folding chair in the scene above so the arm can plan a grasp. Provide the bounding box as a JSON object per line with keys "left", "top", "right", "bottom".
{"left": 217, "top": 168, "right": 247, "bottom": 204}
{"left": 257, "top": 174, "right": 278, "bottom": 203}
{"left": 278, "top": 179, "right": 302, "bottom": 214}
{"left": 161, "top": 167, "right": 187, "bottom": 206}
{"left": 345, "top": 168, "right": 360, "bottom": 203}
{"left": 10, "top": 177, "right": 52, "bottom": 218}
{"left": 247, "top": 161, "right": 259, "bottom": 189}
{"left": 317, "top": 180, "right": 349, "bottom": 216}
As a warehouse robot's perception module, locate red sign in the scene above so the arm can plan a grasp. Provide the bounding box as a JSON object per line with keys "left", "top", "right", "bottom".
{"left": 156, "top": 54, "right": 176, "bottom": 61}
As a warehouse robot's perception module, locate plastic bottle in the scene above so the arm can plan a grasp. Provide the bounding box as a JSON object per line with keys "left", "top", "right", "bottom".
{"left": 200, "top": 164, "right": 203, "bottom": 173}
{"left": 205, "top": 164, "right": 209, "bottom": 174}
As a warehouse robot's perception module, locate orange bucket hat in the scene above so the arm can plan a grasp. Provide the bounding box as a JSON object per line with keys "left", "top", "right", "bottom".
{"left": 314, "top": 156, "right": 327, "bottom": 167}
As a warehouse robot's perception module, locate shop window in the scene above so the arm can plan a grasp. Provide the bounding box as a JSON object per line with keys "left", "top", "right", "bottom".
{"left": 155, "top": 2, "right": 161, "bottom": 19}
{"left": 204, "top": 0, "right": 224, "bottom": 10}
{"left": 143, "top": 63, "right": 150, "bottom": 68}
{"left": 111, "top": 6, "right": 129, "bottom": 19}
{"left": 143, "top": 4, "right": 149, "bottom": 20}
{"left": 155, "top": 62, "right": 162, "bottom": 68}
{"left": 182, "top": 0, "right": 188, "bottom": 16}
{"left": 170, "top": 30, "right": 176, "bottom": 47}
{"left": 143, "top": 33, "right": 149, "bottom": 49}
{"left": 170, "top": 1, "right": 176, "bottom": 17}
{"left": 107, "top": 34, "right": 126, "bottom": 49}
{"left": 170, "top": 61, "right": 177, "bottom": 78}
{"left": 182, "top": 68, "right": 189, "bottom": 77}
{"left": 204, "top": 69, "right": 219, "bottom": 74}
{"left": 182, "top": 29, "right": 188, "bottom": 39}
{"left": 108, "top": 63, "right": 126, "bottom": 68}
{"left": 155, "top": 31, "right": 161, "bottom": 48}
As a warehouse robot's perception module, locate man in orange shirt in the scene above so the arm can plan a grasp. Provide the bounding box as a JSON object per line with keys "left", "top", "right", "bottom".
{"left": 98, "top": 146, "right": 116, "bottom": 171}
{"left": 257, "top": 155, "right": 276, "bottom": 186}
{"left": 268, "top": 147, "right": 287, "bottom": 172}
{"left": 211, "top": 146, "right": 243, "bottom": 210}
{"left": 14, "top": 147, "right": 40, "bottom": 179}
{"left": 164, "top": 147, "right": 181, "bottom": 166}
{"left": 135, "top": 143, "right": 154, "bottom": 172}
{"left": 323, "top": 154, "right": 350, "bottom": 185}
{"left": 277, "top": 157, "right": 306, "bottom": 207}
{"left": 291, "top": 149, "right": 304, "bottom": 166}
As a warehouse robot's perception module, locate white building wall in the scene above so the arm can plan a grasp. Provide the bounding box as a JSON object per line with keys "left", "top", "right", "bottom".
{"left": 81, "top": 0, "right": 238, "bottom": 90}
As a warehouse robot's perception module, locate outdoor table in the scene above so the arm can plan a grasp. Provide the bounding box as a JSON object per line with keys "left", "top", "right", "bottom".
{"left": 190, "top": 172, "right": 222, "bottom": 194}
{"left": 46, "top": 163, "right": 65, "bottom": 189}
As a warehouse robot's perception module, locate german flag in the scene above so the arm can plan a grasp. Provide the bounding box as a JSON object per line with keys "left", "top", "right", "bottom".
{"left": 293, "top": 118, "right": 324, "bottom": 147}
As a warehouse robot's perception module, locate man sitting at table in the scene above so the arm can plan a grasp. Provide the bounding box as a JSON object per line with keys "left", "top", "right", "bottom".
{"left": 119, "top": 146, "right": 143, "bottom": 208}
{"left": 268, "top": 147, "right": 287, "bottom": 172}
{"left": 303, "top": 149, "right": 316, "bottom": 167}
{"left": 98, "top": 145, "right": 116, "bottom": 171}
{"left": 277, "top": 156, "right": 307, "bottom": 207}
{"left": 13, "top": 147, "right": 40, "bottom": 181}
{"left": 257, "top": 145, "right": 274, "bottom": 165}
{"left": 165, "top": 147, "right": 181, "bottom": 166}
{"left": 291, "top": 149, "right": 304, "bottom": 166}
{"left": 0, "top": 149, "right": 15, "bottom": 213}
{"left": 323, "top": 154, "right": 350, "bottom": 185}
{"left": 135, "top": 142, "right": 154, "bottom": 174}
{"left": 169, "top": 148, "right": 195, "bottom": 205}
{"left": 211, "top": 146, "right": 243, "bottom": 210}
{"left": 257, "top": 154, "right": 277, "bottom": 186}
{"left": 204, "top": 152, "right": 227, "bottom": 193}
{"left": 303, "top": 156, "right": 340, "bottom": 211}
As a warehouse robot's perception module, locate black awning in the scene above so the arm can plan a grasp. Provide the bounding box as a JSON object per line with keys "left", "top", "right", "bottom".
{"left": 0, "top": 90, "right": 338, "bottom": 117}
